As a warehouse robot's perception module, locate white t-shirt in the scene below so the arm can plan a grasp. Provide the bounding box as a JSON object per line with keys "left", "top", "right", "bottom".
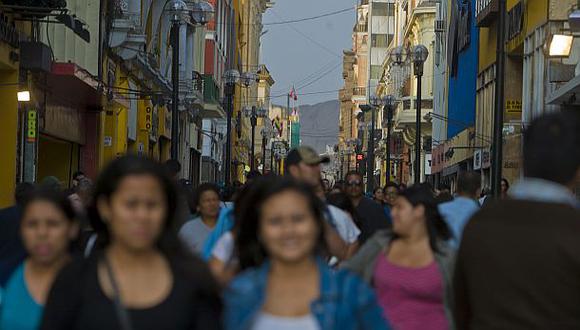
{"left": 326, "top": 205, "right": 361, "bottom": 244}
{"left": 212, "top": 231, "right": 235, "bottom": 263}
{"left": 252, "top": 312, "right": 320, "bottom": 330}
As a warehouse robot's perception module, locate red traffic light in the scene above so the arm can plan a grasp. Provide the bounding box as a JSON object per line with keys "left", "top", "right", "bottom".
{"left": 356, "top": 154, "right": 364, "bottom": 161}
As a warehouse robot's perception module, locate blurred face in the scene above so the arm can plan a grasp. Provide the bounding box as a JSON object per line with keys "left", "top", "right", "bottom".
{"left": 21, "top": 201, "right": 76, "bottom": 265}
{"left": 197, "top": 190, "right": 220, "bottom": 219}
{"left": 98, "top": 174, "right": 167, "bottom": 252}
{"left": 501, "top": 180, "right": 509, "bottom": 193}
{"left": 289, "top": 162, "right": 322, "bottom": 187}
{"left": 391, "top": 196, "right": 425, "bottom": 237}
{"left": 345, "top": 175, "right": 364, "bottom": 199}
{"left": 72, "top": 174, "right": 86, "bottom": 187}
{"left": 374, "top": 189, "right": 384, "bottom": 202}
{"left": 384, "top": 187, "right": 398, "bottom": 205}
{"left": 259, "top": 190, "right": 320, "bottom": 264}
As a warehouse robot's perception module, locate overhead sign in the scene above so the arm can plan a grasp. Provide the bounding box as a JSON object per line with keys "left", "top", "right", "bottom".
{"left": 425, "top": 153, "right": 432, "bottom": 175}
{"left": 26, "top": 110, "right": 37, "bottom": 143}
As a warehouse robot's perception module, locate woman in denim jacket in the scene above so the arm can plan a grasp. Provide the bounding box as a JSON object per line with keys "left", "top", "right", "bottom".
{"left": 223, "top": 177, "right": 390, "bottom": 330}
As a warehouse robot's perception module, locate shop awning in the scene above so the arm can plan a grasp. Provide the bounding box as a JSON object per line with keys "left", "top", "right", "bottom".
{"left": 48, "top": 62, "right": 103, "bottom": 108}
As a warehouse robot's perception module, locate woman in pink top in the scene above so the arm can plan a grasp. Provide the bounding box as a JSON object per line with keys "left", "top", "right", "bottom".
{"left": 343, "top": 184, "right": 455, "bottom": 330}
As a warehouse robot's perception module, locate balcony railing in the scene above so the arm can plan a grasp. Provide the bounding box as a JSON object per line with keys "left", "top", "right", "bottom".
{"left": 203, "top": 74, "right": 220, "bottom": 104}
{"left": 475, "top": 0, "right": 498, "bottom": 27}
{"left": 353, "top": 86, "right": 366, "bottom": 96}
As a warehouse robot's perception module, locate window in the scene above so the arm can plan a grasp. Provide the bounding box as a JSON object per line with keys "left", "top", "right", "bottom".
{"left": 371, "top": 65, "right": 383, "bottom": 80}
{"left": 373, "top": 3, "right": 395, "bottom": 16}
{"left": 371, "top": 34, "right": 393, "bottom": 48}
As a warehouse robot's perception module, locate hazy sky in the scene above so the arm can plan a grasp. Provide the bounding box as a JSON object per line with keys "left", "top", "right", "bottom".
{"left": 261, "top": 0, "right": 358, "bottom": 106}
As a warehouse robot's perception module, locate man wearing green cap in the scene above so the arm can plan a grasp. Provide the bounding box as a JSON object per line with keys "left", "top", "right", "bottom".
{"left": 286, "top": 146, "right": 361, "bottom": 261}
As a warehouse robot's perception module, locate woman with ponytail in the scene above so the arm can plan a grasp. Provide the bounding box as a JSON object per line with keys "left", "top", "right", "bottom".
{"left": 343, "top": 184, "right": 455, "bottom": 330}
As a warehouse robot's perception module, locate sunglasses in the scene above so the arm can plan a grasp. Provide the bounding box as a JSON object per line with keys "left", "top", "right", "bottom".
{"left": 346, "top": 180, "right": 362, "bottom": 186}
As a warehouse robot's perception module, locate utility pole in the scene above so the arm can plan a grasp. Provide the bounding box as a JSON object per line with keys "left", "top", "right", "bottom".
{"left": 170, "top": 21, "right": 180, "bottom": 161}
{"left": 492, "top": 0, "right": 506, "bottom": 198}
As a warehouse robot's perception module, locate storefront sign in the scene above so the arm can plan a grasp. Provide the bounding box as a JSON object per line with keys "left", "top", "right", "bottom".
{"left": 507, "top": 1, "right": 524, "bottom": 41}
{"left": 506, "top": 99, "right": 522, "bottom": 113}
{"left": 26, "top": 110, "right": 37, "bottom": 143}
{"left": 474, "top": 149, "right": 482, "bottom": 170}
{"left": 145, "top": 106, "right": 152, "bottom": 130}
{"left": 425, "top": 153, "right": 432, "bottom": 175}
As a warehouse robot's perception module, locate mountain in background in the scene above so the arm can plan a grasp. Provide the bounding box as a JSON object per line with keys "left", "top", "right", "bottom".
{"left": 298, "top": 99, "right": 340, "bottom": 154}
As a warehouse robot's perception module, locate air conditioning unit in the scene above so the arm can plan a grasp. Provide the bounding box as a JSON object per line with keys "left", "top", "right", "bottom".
{"left": 435, "top": 20, "right": 445, "bottom": 33}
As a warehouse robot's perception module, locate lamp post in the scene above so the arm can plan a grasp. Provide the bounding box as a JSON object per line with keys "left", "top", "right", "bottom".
{"left": 222, "top": 69, "right": 240, "bottom": 187}
{"left": 244, "top": 106, "right": 269, "bottom": 171}
{"left": 389, "top": 45, "right": 428, "bottom": 184}
{"left": 261, "top": 123, "right": 275, "bottom": 174}
{"left": 168, "top": 0, "right": 213, "bottom": 161}
{"left": 410, "top": 45, "right": 429, "bottom": 184}
{"left": 383, "top": 95, "right": 397, "bottom": 183}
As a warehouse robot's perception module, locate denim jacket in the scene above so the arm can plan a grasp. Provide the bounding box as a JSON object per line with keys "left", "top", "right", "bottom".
{"left": 223, "top": 257, "right": 391, "bottom": 330}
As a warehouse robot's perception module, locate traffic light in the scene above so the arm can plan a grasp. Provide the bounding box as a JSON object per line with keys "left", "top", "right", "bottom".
{"left": 356, "top": 154, "right": 364, "bottom": 161}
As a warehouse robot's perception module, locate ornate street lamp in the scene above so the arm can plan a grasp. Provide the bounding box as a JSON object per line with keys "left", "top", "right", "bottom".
{"left": 382, "top": 94, "right": 397, "bottom": 183}
{"left": 243, "top": 106, "right": 269, "bottom": 171}
{"left": 389, "top": 44, "right": 429, "bottom": 184}
{"left": 222, "top": 69, "right": 240, "bottom": 187}
{"left": 168, "top": 0, "right": 214, "bottom": 162}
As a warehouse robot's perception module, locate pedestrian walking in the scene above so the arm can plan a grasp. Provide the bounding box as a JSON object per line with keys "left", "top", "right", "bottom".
{"left": 438, "top": 172, "right": 481, "bottom": 249}
{"left": 285, "top": 146, "right": 360, "bottom": 261}
{"left": 40, "top": 156, "right": 222, "bottom": 330}
{"left": 0, "top": 182, "right": 34, "bottom": 285}
{"left": 224, "top": 177, "right": 390, "bottom": 330}
{"left": 344, "top": 171, "right": 390, "bottom": 244}
{"left": 382, "top": 182, "right": 400, "bottom": 224}
{"left": 0, "top": 189, "right": 78, "bottom": 330}
{"left": 179, "top": 183, "right": 221, "bottom": 255}
{"left": 343, "top": 184, "right": 455, "bottom": 330}
{"left": 454, "top": 112, "right": 580, "bottom": 329}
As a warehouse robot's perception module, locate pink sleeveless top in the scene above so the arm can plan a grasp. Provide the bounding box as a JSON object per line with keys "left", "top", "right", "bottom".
{"left": 373, "top": 256, "right": 448, "bottom": 330}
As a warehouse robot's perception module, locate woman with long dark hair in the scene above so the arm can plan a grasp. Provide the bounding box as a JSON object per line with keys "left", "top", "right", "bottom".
{"left": 40, "top": 156, "right": 221, "bottom": 330}
{"left": 0, "top": 190, "right": 78, "bottom": 330}
{"left": 224, "top": 177, "right": 389, "bottom": 330}
{"left": 343, "top": 184, "right": 455, "bottom": 330}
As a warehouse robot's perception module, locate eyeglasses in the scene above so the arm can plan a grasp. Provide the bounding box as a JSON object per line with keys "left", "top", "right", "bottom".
{"left": 346, "top": 180, "right": 362, "bottom": 187}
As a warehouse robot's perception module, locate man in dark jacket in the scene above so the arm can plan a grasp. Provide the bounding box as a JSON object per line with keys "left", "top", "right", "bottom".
{"left": 454, "top": 112, "right": 580, "bottom": 329}
{"left": 344, "top": 171, "right": 390, "bottom": 244}
{"left": 0, "top": 182, "right": 34, "bottom": 285}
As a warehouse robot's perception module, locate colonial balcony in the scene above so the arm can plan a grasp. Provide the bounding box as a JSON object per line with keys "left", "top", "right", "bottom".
{"left": 201, "top": 74, "right": 225, "bottom": 119}
{"left": 475, "top": 0, "right": 499, "bottom": 27}
{"left": 108, "top": 0, "right": 146, "bottom": 61}
{"left": 393, "top": 96, "right": 433, "bottom": 129}
{"left": 352, "top": 86, "right": 366, "bottom": 101}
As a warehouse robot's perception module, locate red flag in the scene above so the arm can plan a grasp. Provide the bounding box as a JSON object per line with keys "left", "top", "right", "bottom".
{"left": 289, "top": 86, "right": 298, "bottom": 101}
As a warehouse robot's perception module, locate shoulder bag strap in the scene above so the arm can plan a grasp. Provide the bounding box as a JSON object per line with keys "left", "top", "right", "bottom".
{"left": 103, "top": 256, "right": 134, "bottom": 330}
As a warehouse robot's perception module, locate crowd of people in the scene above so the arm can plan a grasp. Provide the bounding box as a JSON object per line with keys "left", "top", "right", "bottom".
{"left": 0, "top": 112, "right": 578, "bottom": 330}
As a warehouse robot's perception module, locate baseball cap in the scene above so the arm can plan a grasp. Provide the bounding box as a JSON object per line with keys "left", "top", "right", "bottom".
{"left": 286, "top": 146, "right": 330, "bottom": 167}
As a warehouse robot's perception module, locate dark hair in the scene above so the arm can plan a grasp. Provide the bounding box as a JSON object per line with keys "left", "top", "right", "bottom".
{"left": 193, "top": 183, "right": 220, "bottom": 212}
{"left": 88, "top": 156, "right": 183, "bottom": 254}
{"left": 235, "top": 177, "right": 327, "bottom": 271}
{"left": 246, "top": 170, "right": 262, "bottom": 182}
{"left": 327, "top": 192, "right": 362, "bottom": 229}
{"left": 15, "top": 182, "right": 34, "bottom": 206}
{"left": 373, "top": 187, "right": 383, "bottom": 194}
{"left": 88, "top": 156, "right": 221, "bottom": 308}
{"left": 344, "top": 170, "right": 362, "bottom": 183}
{"left": 398, "top": 184, "right": 451, "bottom": 251}
{"left": 384, "top": 181, "right": 400, "bottom": 193}
{"left": 457, "top": 171, "right": 481, "bottom": 196}
{"left": 523, "top": 111, "right": 580, "bottom": 185}
{"left": 22, "top": 189, "right": 77, "bottom": 223}
{"left": 501, "top": 178, "right": 510, "bottom": 189}
{"left": 73, "top": 171, "right": 85, "bottom": 180}
{"left": 164, "top": 159, "right": 182, "bottom": 177}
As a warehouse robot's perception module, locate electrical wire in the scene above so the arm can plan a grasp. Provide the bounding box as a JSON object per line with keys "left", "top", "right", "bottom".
{"left": 263, "top": 7, "right": 354, "bottom": 26}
